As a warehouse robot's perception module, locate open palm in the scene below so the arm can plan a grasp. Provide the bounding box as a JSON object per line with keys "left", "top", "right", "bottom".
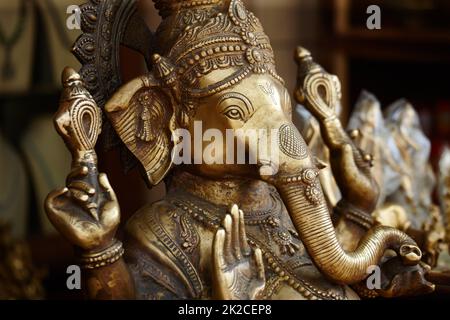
{"left": 212, "top": 205, "right": 265, "bottom": 300}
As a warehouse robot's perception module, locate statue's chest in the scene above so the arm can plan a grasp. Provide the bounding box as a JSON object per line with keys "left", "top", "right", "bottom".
{"left": 169, "top": 191, "right": 305, "bottom": 257}
{"left": 168, "top": 193, "right": 347, "bottom": 300}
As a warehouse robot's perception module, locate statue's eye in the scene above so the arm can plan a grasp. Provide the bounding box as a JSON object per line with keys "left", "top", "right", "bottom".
{"left": 222, "top": 105, "right": 245, "bottom": 121}
{"left": 217, "top": 92, "right": 255, "bottom": 123}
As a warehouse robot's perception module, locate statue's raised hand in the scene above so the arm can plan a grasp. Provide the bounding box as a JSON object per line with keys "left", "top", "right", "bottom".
{"left": 212, "top": 205, "right": 265, "bottom": 300}
{"left": 45, "top": 67, "right": 120, "bottom": 251}
{"left": 295, "top": 48, "right": 379, "bottom": 213}
{"left": 45, "top": 166, "right": 119, "bottom": 251}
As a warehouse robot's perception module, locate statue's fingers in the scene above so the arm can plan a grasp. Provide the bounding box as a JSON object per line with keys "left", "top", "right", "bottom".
{"left": 45, "top": 187, "right": 69, "bottom": 214}
{"left": 67, "top": 166, "right": 88, "bottom": 183}
{"left": 46, "top": 187, "right": 69, "bottom": 200}
{"left": 230, "top": 205, "right": 242, "bottom": 260}
{"left": 69, "top": 188, "right": 90, "bottom": 203}
{"left": 45, "top": 188, "right": 71, "bottom": 227}
{"left": 98, "top": 173, "right": 117, "bottom": 202}
{"left": 223, "top": 214, "right": 235, "bottom": 264}
{"left": 340, "top": 143, "right": 361, "bottom": 179}
{"left": 254, "top": 248, "right": 265, "bottom": 281}
{"left": 213, "top": 228, "right": 227, "bottom": 269}
{"left": 97, "top": 174, "right": 120, "bottom": 226}
{"left": 419, "top": 261, "right": 431, "bottom": 272}
{"left": 68, "top": 181, "right": 95, "bottom": 196}
{"left": 238, "top": 209, "right": 251, "bottom": 256}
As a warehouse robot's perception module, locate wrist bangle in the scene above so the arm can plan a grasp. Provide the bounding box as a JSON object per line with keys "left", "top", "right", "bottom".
{"left": 80, "top": 240, "right": 124, "bottom": 269}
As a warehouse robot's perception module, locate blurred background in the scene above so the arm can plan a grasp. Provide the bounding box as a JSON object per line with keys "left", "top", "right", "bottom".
{"left": 0, "top": 0, "right": 449, "bottom": 299}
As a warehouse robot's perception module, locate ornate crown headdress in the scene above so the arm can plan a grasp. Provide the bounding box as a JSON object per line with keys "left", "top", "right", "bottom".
{"left": 153, "top": 0, "right": 284, "bottom": 98}
{"left": 153, "top": 0, "right": 224, "bottom": 18}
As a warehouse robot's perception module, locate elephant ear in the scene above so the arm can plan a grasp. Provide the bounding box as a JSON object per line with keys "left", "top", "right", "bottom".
{"left": 105, "top": 75, "right": 176, "bottom": 186}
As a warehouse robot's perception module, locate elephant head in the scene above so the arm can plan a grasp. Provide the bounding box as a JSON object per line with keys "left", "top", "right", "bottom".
{"left": 104, "top": 0, "right": 421, "bottom": 285}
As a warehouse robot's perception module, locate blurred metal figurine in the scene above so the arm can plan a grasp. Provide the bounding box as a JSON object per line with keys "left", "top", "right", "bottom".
{"left": 45, "top": 0, "right": 434, "bottom": 300}
{"left": 384, "top": 100, "right": 434, "bottom": 227}
{"left": 439, "top": 146, "right": 450, "bottom": 247}
{"left": 0, "top": 221, "right": 45, "bottom": 299}
{"left": 345, "top": 93, "right": 446, "bottom": 268}
{"left": 384, "top": 100, "right": 445, "bottom": 266}
{"left": 347, "top": 91, "right": 404, "bottom": 207}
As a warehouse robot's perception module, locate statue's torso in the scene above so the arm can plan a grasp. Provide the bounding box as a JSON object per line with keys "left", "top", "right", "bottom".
{"left": 124, "top": 172, "right": 356, "bottom": 300}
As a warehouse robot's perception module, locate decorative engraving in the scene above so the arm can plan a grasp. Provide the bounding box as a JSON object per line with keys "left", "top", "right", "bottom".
{"left": 166, "top": 0, "right": 283, "bottom": 98}
{"left": 179, "top": 212, "right": 200, "bottom": 253}
{"left": 73, "top": 0, "right": 152, "bottom": 160}
{"left": 270, "top": 229, "right": 300, "bottom": 256}
{"left": 173, "top": 192, "right": 301, "bottom": 258}
{"left": 259, "top": 81, "right": 277, "bottom": 105}
{"left": 278, "top": 124, "right": 308, "bottom": 160}
{"left": 300, "top": 168, "right": 321, "bottom": 205}
{"left": 146, "top": 211, "right": 204, "bottom": 298}
{"left": 135, "top": 91, "right": 166, "bottom": 142}
{"left": 106, "top": 79, "right": 174, "bottom": 185}
{"left": 246, "top": 237, "right": 345, "bottom": 300}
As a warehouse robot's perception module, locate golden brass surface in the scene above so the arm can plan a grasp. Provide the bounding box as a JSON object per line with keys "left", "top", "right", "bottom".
{"left": 439, "top": 147, "right": 450, "bottom": 247}
{"left": 44, "top": 0, "right": 438, "bottom": 299}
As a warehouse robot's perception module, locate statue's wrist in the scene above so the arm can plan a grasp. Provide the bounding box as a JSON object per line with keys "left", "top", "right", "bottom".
{"left": 335, "top": 199, "right": 374, "bottom": 230}
{"left": 72, "top": 150, "right": 98, "bottom": 167}
{"left": 78, "top": 239, "right": 124, "bottom": 270}
{"left": 322, "top": 117, "right": 348, "bottom": 149}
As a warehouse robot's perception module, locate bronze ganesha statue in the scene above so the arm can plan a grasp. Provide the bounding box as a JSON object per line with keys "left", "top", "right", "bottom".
{"left": 45, "top": 0, "right": 433, "bottom": 300}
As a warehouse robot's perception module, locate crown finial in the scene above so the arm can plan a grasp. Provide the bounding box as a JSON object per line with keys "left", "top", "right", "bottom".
{"left": 62, "top": 66, "right": 82, "bottom": 88}
{"left": 295, "top": 47, "right": 311, "bottom": 61}
{"left": 152, "top": 54, "right": 181, "bottom": 102}
{"left": 60, "top": 67, "right": 93, "bottom": 101}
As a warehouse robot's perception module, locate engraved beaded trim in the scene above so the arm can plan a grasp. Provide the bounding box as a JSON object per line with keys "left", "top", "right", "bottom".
{"left": 247, "top": 238, "right": 346, "bottom": 300}
{"left": 172, "top": 196, "right": 281, "bottom": 229}
{"left": 268, "top": 168, "right": 319, "bottom": 185}
{"left": 267, "top": 168, "right": 323, "bottom": 206}
{"left": 80, "top": 240, "right": 124, "bottom": 269}
{"left": 154, "top": 0, "right": 222, "bottom": 17}
{"left": 351, "top": 282, "right": 379, "bottom": 299}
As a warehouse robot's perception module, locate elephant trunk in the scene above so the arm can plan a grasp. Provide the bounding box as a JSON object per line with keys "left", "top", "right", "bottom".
{"left": 275, "top": 176, "right": 421, "bottom": 284}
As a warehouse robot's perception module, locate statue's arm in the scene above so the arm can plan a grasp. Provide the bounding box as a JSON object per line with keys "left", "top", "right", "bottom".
{"left": 124, "top": 237, "right": 191, "bottom": 300}
{"left": 83, "top": 256, "right": 135, "bottom": 299}
{"left": 45, "top": 68, "right": 136, "bottom": 299}
{"left": 45, "top": 162, "right": 137, "bottom": 299}
{"left": 124, "top": 206, "right": 204, "bottom": 299}
{"left": 45, "top": 157, "right": 137, "bottom": 299}
{"left": 294, "top": 48, "right": 379, "bottom": 228}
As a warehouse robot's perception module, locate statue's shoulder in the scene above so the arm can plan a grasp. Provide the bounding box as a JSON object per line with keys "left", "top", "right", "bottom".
{"left": 124, "top": 199, "right": 206, "bottom": 298}
{"left": 125, "top": 199, "right": 180, "bottom": 244}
